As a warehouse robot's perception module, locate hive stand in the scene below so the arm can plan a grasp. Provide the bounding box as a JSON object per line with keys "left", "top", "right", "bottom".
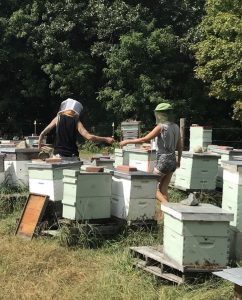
{"left": 130, "top": 203, "right": 233, "bottom": 284}
{"left": 130, "top": 246, "right": 224, "bottom": 284}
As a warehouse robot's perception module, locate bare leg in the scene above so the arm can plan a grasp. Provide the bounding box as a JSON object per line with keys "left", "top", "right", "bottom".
{"left": 156, "top": 172, "right": 173, "bottom": 203}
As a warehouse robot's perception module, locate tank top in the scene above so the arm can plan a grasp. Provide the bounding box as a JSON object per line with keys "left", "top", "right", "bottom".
{"left": 156, "top": 122, "right": 180, "bottom": 155}
{"left": 53, "top": 114, "right": 79, "bottom": 157}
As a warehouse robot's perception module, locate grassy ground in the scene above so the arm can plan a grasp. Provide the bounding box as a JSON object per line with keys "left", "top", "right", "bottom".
{"left": 0, "top": 183, "right": 235, "bottom": 300}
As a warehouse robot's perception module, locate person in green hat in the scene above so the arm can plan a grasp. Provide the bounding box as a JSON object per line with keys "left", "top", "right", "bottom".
{"left": 120, "top": 102, "right": 182, "bottom": 206}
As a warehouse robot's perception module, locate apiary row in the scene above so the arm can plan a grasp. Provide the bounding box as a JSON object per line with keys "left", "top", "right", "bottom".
{"left": 27, "top": 161, "right": 159, "bottom": 222}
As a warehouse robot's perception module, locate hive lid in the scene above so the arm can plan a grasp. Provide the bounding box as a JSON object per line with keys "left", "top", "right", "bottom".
{"left": 28, "top": 161, "right": 83, "bottom": 169}
{"left": 161, "top": 203, "right": 233, "bottom": 221}
{"left": 182, "top": 151, "right": 220, "bottom": 158}
{"left": 213, "top": 268, "right": 242, "bottom": 286}
{"left": 221, "top": 160, "right": 242, "bottom": 172}
{"left": 113, "top": 170, "right": 159, "bottom": 180}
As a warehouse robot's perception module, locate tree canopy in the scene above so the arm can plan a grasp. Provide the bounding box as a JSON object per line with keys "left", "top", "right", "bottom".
{"left": 192, "top": 0, "right": 242, "bottom": 120}
{"left": 0, "top": 0, "right": 239, "bottom": 137}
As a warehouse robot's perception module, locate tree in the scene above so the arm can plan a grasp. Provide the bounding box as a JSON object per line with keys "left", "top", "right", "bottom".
{"left": 192, "top": 0, "right": 242, "bottom": 120}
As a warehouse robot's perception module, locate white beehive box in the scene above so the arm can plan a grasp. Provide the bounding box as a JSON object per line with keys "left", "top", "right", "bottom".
{"left": 125, "top": 149, "right": 156, "bottom": 172}
{"left": 221, "top": 161, "right": 242, "bottom": 231}
{"left": 174, "top": 152, "right": 220, "bottom": 190}
{"left": 28, "top": 161, "right": 82, "bottom": 201}
{"left": 211, "top": 148, "right": 242, "bottom": 189}
{"left": 161, "top": 203, "right": 233, "bottom": 267}
{"left": 189, "top": 126, "right": 212, "bottom": 151}
{"left": 62, "top": 170, "right": 112, "bottom": 220}
{"left": 111, "top": 170, "right": 159, "bottom": 221}
{"left": 3, "top": 148, "right": 39, "bottom": 186}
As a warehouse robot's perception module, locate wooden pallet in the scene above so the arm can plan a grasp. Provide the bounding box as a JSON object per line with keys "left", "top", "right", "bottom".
{"left": 130, "top": 246, "right": 225, "bottom": 284}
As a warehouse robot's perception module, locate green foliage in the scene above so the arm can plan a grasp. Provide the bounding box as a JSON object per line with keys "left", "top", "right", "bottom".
{"left": 81, "top": 140, "right": 101, "bottom": 153}
{"left": 98, "top": 26, "right": 189, "bottom": 122}
{"left": 192, "top": 0, "right": 242, "bottom": 120}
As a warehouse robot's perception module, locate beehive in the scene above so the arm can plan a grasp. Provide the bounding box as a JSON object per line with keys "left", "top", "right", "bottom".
{"left": 91, "top": 157, "right": 114, "bottom": 169}
{"left": 221, "top": 161, "right": 242, "bottom": 230}
{"left": 161, "top": 203, "right": 233, "bottom": 267}
{"left": 125, "top": 149, "right": 156, "bottom": 172}
{"left": 211, "top": 148, "right": 242, "bottom": 189}
{"left": 114, "top": 148, "right": 129, "bottom": 167}
{"left": 174, "top": 152, "right": 220, "bottom": 190}
{"left": 111, "top": 170, "right": 158, "bottom": 221}
{"left": 62, "top": 170, "right": 112, "bottom": 220}
{"left": 3, "top": 148, "right": 39, "bottom": 185}
{"left": 28, "top": 161, "right": 82, "bottom": 201}
{"left": 189, "top": 126, "right": 212, "bottom": 151}
{"left": 121, "top": 121, "right": 141, "bottom": 139}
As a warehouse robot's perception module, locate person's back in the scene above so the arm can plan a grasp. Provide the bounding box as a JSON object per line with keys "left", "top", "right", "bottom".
{"left": 156, "top": 122, "right": 180, "bottom": 155}
{"left": 54, "top": 113, "right": 78, "bottom": 157}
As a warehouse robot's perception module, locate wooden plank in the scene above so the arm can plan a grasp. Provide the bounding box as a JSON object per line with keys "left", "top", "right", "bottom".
{"left": 135, "top": 260, "right": 184, "bottom": 284}
{"left": 15, "top": 193, "right": 49, "bottom": 240}
{"left": 130, "top": 246, "right": 184, "bottom": 272}
{"left": 130, "top": 246, "right": 225, "bottom": 274}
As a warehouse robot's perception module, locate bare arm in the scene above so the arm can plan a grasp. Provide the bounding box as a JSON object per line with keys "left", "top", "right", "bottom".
{"left": 77, "top": 121, "right": 114, "bottom": 144}
{"left": 38, "top": 117, "right": 57, "bottom": 149}
{"left": 176, "top": 133, "right": 182, "bottom": 168}
{"left": 119, "top": 125, "right": 161, "bottom": 147}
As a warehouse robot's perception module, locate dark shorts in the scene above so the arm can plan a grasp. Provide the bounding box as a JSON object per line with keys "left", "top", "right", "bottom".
{"left": 154, "top": 152, "right": 176, "bottom": 175}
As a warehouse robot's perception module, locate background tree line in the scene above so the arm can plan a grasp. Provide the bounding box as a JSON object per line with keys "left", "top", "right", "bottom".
{"left": 0, "top": 0, "right": 241, "bottom": 139}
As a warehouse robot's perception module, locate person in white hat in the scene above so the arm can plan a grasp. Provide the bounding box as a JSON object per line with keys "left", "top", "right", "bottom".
{"left": 38, "top": 98, "right": 114, "bottom": 159}
{"left": 120, "top": 102, "right": 182, "bottom": 205}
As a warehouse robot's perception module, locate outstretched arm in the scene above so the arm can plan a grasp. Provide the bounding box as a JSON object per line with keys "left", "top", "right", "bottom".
{"left": 119, "top": 125, "right": 161, "bottom": 147}
{"left": 77, "top": 121, "right": 114, "bottom": 144}
{"left": 38, "top": 117, "right": 58, "bottom": 149}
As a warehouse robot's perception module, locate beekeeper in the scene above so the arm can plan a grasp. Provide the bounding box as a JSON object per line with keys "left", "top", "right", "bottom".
{"left": 38, "top": 98, "right": 114, "bottom": 159}
{"left": 120, "top": 102, "right": 182, "bottom": 204}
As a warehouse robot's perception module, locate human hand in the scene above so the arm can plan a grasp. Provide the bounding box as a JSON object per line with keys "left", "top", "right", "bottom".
{"left": 119, "top": 140, "right": 128, "bottom": 148}
{"left": 106, "top": 137, "right": 115, "bottom": 144}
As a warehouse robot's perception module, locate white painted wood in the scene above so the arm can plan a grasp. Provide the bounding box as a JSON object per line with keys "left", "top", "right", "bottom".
{"left": 224, "top": 169, "right": 242, "bottom": 185}
{"left": 29, "top": 178, "right": 63, "bottom": 201}
{"left": 4, "top": 160, "right": 30, "bottom": 185}
{"left": 111, "top": 175, "right": 157, "bottom": 221}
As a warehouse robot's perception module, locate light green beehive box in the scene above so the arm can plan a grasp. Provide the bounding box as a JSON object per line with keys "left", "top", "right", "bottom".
{"left": 161, "top": 203, "right": 233, "bottom": 267}
{"left": 62, "top": 169, "right": 112, "bottom": 220}
{"left": 174, "top": 152, "right": 220, "bottom": 190}
{"left": 114, "top": 148, "right": 129, "bottom": 167}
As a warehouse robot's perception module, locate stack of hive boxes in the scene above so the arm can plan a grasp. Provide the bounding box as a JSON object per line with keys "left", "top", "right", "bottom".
{"left": 62, "top": 169, "right": 112, "bottom": 220}
{"left": 111, "top": 169, "right": 159, "bottom": 222}
{"left": 121, "top": 121, "right": 141, "bottom": 149}
{"left": 174, "top": 152, "right": 220, "bottom": 190}
{"left": 189, "top": 125, "right": 212, "bottom": 152}
{"left": 161, "top": 203, "right": 233, "bottom": 267}
{"left": 221, "top": 161, "right": 242, "bottom": 261}
{"left": 28, "top": 161, "right": 82, "bottom": 216}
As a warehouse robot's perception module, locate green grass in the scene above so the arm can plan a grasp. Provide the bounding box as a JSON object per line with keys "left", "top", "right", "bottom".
{"left": 0, "top": 187, "right": 235, "bottom": 300}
